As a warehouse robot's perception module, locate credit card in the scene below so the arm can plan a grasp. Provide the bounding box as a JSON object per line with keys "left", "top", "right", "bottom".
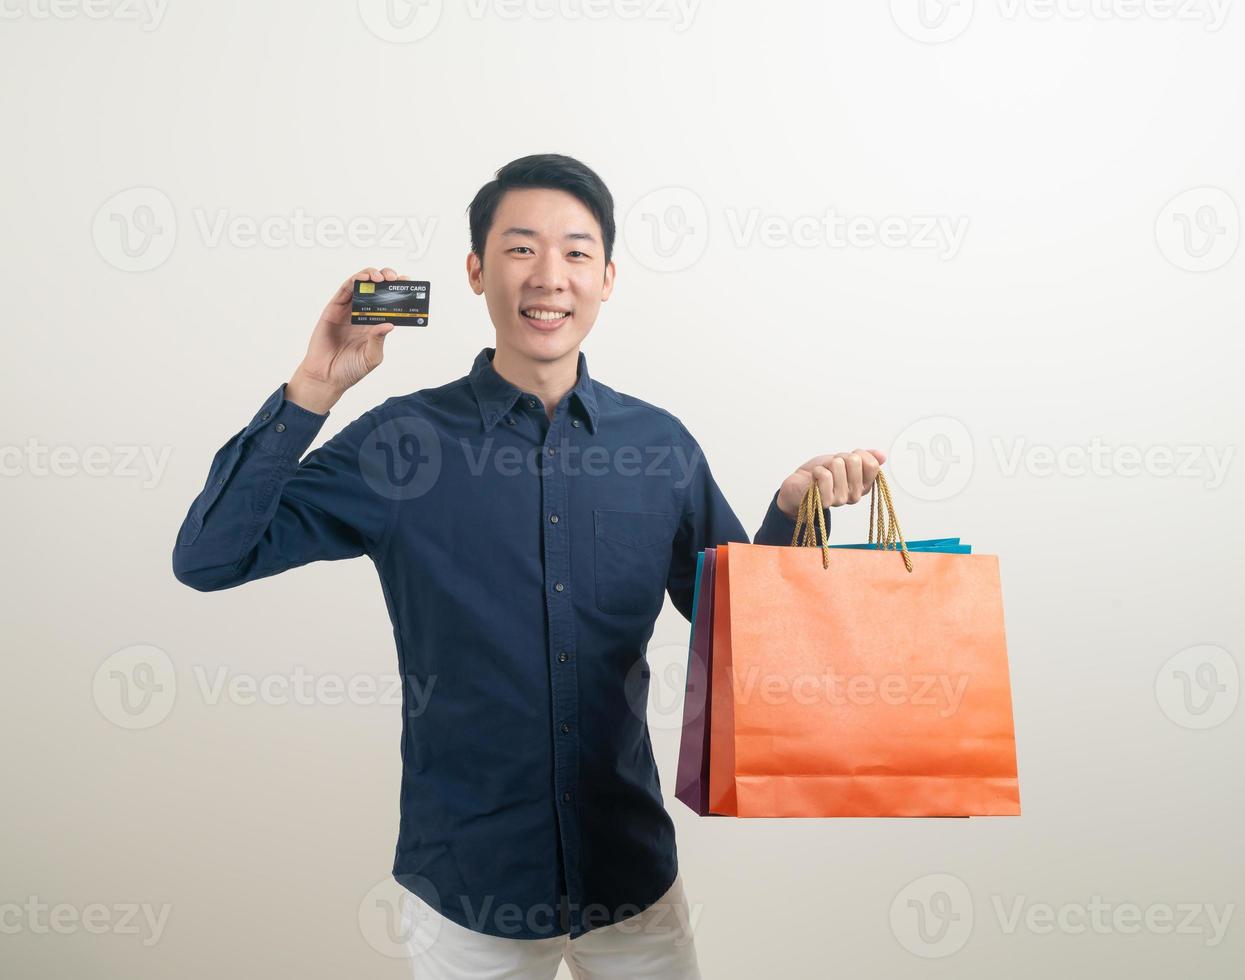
{"left": 351, "top": 280, "right": 430, "bottom": 326}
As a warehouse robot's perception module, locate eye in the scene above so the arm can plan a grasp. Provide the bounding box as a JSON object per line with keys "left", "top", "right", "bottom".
{"left": 509, "top": 246, "right": 534, "bottom": 255}
{"left": 568, "top": 250, "right": 589, "bottom": 259}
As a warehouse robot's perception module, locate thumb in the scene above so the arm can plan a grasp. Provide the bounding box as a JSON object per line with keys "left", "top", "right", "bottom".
{"left": 868, "top": 448, "right": 888, "bottom": 466}
{"left": 364, "top": 323, "right": 395, "bottom": 369}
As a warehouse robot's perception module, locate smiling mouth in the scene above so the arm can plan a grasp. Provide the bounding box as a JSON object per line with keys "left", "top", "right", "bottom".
{"left": 521, "top": 308, "right": 572, "bottom": 326}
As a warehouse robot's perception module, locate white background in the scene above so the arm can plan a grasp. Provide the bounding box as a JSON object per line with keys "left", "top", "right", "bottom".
{"left": 1, "top": 0, "right": 1241, "bottom": 977}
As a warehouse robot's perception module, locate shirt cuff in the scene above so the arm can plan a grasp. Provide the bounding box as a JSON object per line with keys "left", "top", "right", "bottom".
{"left": 753, "top": 489, "right": 832, "bottom": 546}
{"left": 248, "top": 382, "right": 331, "bottom": 461}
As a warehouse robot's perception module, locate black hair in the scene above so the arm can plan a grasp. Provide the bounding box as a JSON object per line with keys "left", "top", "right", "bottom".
{"left": 467, "top": 153, "right": 616, "bottom": 267}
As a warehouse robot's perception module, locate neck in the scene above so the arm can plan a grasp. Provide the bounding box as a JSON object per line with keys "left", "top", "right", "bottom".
{"left": 491, "top": 342, "right": 580, "bottom": 421}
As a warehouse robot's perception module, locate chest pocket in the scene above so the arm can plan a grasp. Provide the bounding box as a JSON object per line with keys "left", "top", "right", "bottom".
{"left": 593, "top": 509, "right": 676, "bottom": 616}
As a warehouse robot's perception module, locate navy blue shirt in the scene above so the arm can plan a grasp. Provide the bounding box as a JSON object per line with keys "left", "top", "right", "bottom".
{"left": 172, "top": 346, "right": 829, "bottom": 940}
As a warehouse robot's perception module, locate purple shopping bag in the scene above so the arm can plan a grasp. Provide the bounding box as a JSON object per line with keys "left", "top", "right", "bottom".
{"left": 676, "top": 548, "right": 720, "bottom": 815}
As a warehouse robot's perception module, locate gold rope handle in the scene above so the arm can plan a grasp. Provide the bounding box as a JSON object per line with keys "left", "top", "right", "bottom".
{"left": 790, "top": 480, "right": 831, "bottom": 565}
{"left": 868, "top": 471, "right": 913, "bottom": 572}
{"left": 790, "top": 470, "right": 913, "bottom": 572}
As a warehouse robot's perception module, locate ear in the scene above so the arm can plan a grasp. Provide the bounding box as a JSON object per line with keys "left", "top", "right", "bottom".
{"left": 466, "top": 251, "right": 484, "bottom": 296}
{"left": 600, "top": 259, "right": 616, "bottom": 302}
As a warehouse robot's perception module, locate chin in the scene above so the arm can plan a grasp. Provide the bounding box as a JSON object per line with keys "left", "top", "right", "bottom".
{"left": 513, "top": 322, "right": 583, "bottom": 358}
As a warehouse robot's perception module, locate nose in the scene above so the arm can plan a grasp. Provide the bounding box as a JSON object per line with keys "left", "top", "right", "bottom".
{"left": 527, "top": 248, "right": 570, "bottom": 293}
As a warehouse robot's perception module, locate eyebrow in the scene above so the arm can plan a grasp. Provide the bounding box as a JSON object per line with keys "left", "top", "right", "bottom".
{"left": 499, "top": 227, "right": 598, "bottom": 244}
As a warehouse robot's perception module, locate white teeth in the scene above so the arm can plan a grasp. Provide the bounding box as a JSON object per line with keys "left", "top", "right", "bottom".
{"left": 523, "top": 309, "right": 569, "bottom": 321}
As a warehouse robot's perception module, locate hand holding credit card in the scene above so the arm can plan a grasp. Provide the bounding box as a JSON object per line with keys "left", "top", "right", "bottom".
{"left": 286, "top": 268, "right": 417, "bottom": 414}
{"left": 352, "top": 279, "right": 431, "bottom": 326}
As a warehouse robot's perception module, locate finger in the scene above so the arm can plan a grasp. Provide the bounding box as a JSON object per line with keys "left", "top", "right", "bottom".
{"left": 827, "top": 456, "right": 849, "bottom": 506}
{"left": 782, "top": 471, "right": 813, "bottom": 494}
{"left": 330, "top": 269, "right": 363, "bottom": 300}
{"left": 381, "top": 267, "right": 398, "bottom": 281}
{"left": 397, "top": 274, "right": 410, "bottom": 281}
{"left": 798, "top": 453, "right": 838, "bottom": 474}
{"left": 779, "top": 470, "right": 811, "bottom": 511}
{"left": 337, "top": 267, "right": 378, "bottom": 297}
{"left": 811, "top": 464, "right": 834, "bottom": 508}
{"left": 367, "top": 323, "right": 396, "bottom": 352}
{"left": 855, "top": 448, "right": 881, "bottom": 492}
{"left": 842, "top": 452, "right": 864, "bottom": 503}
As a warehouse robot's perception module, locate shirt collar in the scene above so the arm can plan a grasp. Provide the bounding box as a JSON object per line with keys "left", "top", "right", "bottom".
{"left": 468, "top": 346, "right": 599, "bottom": 434}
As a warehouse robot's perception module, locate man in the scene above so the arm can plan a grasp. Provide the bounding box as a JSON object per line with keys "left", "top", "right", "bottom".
{"left": 172, "top": 153, "right": 885, "bottom": 979}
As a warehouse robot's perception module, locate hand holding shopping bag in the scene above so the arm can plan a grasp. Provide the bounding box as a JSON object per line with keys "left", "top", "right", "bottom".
{"left": 679, "top": 473, "right": 1020, "bottom": 818}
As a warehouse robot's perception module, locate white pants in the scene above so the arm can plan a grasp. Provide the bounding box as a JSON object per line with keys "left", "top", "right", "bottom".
{"left": 402, "top": 873, "right": 702, "bottom": 979}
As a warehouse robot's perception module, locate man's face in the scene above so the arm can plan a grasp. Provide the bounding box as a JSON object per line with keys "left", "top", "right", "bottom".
{"left": 467, "top": 186, "right": 615, "bottom": 365}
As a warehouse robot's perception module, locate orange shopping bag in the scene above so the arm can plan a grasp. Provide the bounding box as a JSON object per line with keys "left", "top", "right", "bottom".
{"left": 708, "top": 473, "right": 1020, "bottom": 817}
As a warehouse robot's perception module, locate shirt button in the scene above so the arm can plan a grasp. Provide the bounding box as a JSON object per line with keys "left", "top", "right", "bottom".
{"left": 274, "top": 422, "right": 286, "bottom": 433}
{"left": 547, "top": 447, "right": 555, "bottom": 456}
{"left": 549, "top": 513, "right": 559, "bottom": 524}
{"left": 560, "top": 722, "right": 570, "bottom": 734}
{"left": 260, "top": 411, "right": 271, "bottom": 421}
{"left": 506, "top": 416, "right": 516, "bottom": 426}
{"left": 554, "top": 582, "right": 565, "bottom": 593}
{"left": 562, "top": 791, "right": 573, "bottom": 803}
{"left": 558, "top": 651, "right": 569, "bottom": 662}
{"left": 527, "top": 398, "right": 537, "bottom": 408}
{"left": 571, "top": 419, "right": 580, "bottom": 428}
